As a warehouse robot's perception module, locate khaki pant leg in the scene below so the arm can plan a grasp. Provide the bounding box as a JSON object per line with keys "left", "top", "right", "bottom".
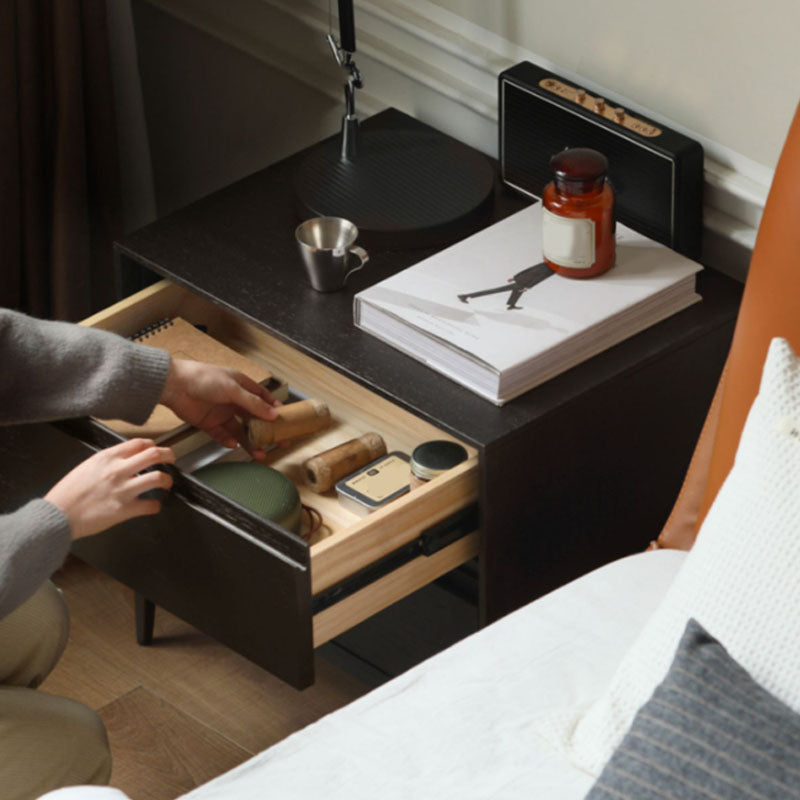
{"left": 0, "top": 581, "right": 112, "bottom": 799}
{"left": 0, "top": 687, "right": 111, "bottom": 800}
{"left": 0, "top": 581, "right": 69, "bottom": 688}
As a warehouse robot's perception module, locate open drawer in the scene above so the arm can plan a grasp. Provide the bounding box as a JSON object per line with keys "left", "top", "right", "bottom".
{"left": 39, "top": 280, "right": 478, "bottom": 688}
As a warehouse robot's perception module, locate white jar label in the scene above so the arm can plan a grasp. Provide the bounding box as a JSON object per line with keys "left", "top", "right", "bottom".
{"left": 542, "top": 208, "right": 595, "bottom": 269}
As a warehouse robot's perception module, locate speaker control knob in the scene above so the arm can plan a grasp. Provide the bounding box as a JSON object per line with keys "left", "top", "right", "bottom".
{"left": 595, "top": 98, "right": 605, "bottom": 113}
{"left": 576, "top": 89, "right": 586, "bottom": 103}
{"left": 615, "top": 107, "right": 626, "bottom": 123}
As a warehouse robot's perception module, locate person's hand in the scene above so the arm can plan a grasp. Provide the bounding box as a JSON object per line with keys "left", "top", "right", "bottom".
{"left": 45, "top": 439, "right": 175, "bottom": 540}
{"left": 159, "top": 359, "right": 280, "bottom": 460}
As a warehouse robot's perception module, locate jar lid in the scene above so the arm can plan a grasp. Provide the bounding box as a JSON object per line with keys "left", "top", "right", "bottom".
{"left": 550, "top": 148, "right": 608, "bottom": 194}
{"left": 410, "top": 440, "right": 468, "bottom": 481}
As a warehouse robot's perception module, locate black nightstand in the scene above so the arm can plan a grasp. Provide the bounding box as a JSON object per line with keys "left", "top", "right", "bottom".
{"left": 0, "top": 109, "right": 742, "bottom": 688}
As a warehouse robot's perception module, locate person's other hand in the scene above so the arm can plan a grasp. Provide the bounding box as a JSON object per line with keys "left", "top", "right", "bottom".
{"left": 45, "top": 439, "right": 175, "bottom": 540}
{"left": 159, "top": 359, "right": 280, "bottom": 460}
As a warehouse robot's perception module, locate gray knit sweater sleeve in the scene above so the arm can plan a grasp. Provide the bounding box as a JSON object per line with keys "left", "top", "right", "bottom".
{"left": 0, "top": 501, "right": 73, "bottom": 618}
{"left": 0, "top": 309, "right": 169, "bottom": 424}
{"left": 1, "top": 309, "right": 171, "bottom": 618}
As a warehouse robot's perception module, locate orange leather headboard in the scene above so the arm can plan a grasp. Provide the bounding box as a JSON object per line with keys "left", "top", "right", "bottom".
{"left": 657, "top": 100, "right": 800, "bottom": 550}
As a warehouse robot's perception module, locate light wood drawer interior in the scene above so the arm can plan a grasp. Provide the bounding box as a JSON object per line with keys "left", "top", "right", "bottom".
{"left": 82, "top": 280, "right": 479, "bottom": 645}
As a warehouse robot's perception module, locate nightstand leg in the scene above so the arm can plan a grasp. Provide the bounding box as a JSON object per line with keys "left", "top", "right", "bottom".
{"left": 135, "top": 593, "right": 156, "bottom": 646}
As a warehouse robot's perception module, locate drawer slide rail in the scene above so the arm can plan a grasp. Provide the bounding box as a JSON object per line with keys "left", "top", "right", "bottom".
{"left": 311, "top": 503, "right": 479, "bottom": 614}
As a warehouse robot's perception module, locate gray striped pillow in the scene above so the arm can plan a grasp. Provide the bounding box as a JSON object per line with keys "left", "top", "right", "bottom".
{"left": 585, "top": 618, "right": 800, "bottom": 799}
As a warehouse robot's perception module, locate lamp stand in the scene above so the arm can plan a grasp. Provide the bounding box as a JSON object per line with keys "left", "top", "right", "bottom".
{"left": 293, "top": 21, "right": 494, "bottom": 249}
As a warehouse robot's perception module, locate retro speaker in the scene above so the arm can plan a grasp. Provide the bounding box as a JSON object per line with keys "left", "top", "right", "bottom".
{"left": 499, "top": 61, "right": 704, "bottom": 259}
{"left": 194, "top": 462, "right": 302, "bottom": 533}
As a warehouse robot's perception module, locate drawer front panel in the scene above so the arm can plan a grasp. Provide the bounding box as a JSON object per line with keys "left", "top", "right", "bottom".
{"left": 73, "top": 492, "right": 313, "bottom": 688}
{"left": 0, "top": 421, "right": 315, "bottom": 689}
{"left": 0, "top": 423, "right": 93, "bottom": 507}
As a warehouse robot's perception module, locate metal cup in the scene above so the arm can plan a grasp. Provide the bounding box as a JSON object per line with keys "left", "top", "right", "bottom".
{"left": 295, "top": 217, "right": 369, "bottom": 292}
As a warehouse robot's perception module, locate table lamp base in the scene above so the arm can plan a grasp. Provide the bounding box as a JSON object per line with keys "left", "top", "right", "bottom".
{"left": 294, "top": 126, "right": 496, "bottom": 249}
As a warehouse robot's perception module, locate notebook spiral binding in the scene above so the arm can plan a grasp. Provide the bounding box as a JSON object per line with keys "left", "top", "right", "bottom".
{"left": 130, "top": 318, "right": 174, "bottom": 342}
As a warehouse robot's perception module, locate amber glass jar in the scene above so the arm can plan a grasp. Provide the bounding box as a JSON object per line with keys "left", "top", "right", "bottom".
{"left": 542, "top": 148, "right": 615, "bottom": 279}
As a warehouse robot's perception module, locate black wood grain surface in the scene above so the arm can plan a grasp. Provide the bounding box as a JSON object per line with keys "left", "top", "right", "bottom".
{"left": 117, "top": 110, "right": 742, "bottom": 453}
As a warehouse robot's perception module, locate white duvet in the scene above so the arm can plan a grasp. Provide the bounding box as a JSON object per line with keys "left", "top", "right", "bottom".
{"left": 41, "top": 548, "right": 685, "bottom": 800}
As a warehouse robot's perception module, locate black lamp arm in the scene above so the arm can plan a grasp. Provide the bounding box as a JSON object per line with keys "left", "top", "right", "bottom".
{"left": 326, "top": 0, "right": 361, "bottom": 160}
{"left": 338, "top": 0, "right": 356, "bottom": 53}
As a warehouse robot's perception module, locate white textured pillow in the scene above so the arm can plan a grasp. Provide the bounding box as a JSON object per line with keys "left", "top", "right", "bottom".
{"left": 538, "top": 337, "right": 800, "bottom": 776}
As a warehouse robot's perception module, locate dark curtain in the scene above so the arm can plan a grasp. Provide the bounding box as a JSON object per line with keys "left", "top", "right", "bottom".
{"left": 0, "top": 0, "right": 122, "bottom": 321}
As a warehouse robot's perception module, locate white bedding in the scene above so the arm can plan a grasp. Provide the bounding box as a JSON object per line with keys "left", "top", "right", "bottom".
{"left": 182, "top": 548, "right": 686, "bottom": 800}
{"left": 41, "top": 548, "right": 685, "bottom": 800}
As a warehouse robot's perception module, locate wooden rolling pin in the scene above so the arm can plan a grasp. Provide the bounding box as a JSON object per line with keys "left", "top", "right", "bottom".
{"left": 303, "top": 433, "right": 387, "bottom": 493}
{"left": 247, "top": 399, "right": 331, "bottom": 449}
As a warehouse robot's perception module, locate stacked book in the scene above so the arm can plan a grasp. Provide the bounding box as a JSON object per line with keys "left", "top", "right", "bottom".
{"left": 354, "top": 204, "right": 702, "bottom": 405}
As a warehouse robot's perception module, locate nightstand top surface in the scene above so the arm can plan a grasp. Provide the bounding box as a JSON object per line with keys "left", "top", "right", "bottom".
{"left": 117, "top": 110, "right": 741, "bottom": 448}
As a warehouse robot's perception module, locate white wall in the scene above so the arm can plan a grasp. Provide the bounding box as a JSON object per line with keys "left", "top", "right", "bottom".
{"left": 130, "top": 0, "right": 799, "bottom": 279}
{"left": 430, "top": 0, "right": 799, "bottom": 175}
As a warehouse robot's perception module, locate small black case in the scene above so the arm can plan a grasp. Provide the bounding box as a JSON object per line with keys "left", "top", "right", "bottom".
{"left": 499, "top": 61, "right": 703, "bottom": 259}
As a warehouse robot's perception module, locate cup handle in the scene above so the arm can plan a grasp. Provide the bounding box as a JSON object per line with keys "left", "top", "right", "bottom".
{"left": 344, "top": 246, "right": 369, "bottom": 282}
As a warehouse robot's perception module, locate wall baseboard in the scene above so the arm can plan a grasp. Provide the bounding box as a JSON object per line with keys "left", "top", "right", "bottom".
{"left": 143, "top": 0, "right": 770, "bottom": 280}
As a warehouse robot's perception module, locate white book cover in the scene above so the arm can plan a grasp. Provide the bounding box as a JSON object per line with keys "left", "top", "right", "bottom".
{"left": 354, "top": 204, "right": 702, "bottom": 404}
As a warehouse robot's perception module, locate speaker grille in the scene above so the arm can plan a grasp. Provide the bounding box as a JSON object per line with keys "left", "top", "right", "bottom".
{"left": 501, "top": 80, "right": 676, "bottom": 248}
{"left": 194, "top": 462, "right": 301, "bottom": 533}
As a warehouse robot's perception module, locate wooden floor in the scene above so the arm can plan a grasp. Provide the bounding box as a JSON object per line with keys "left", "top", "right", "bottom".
{"left": 42, "top": 556, "right": 368, "bottom": 800}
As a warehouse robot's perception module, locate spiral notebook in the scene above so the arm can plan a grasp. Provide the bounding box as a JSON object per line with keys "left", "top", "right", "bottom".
{"left": 96, "top": 317, "right": 285, "bottom": 443}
